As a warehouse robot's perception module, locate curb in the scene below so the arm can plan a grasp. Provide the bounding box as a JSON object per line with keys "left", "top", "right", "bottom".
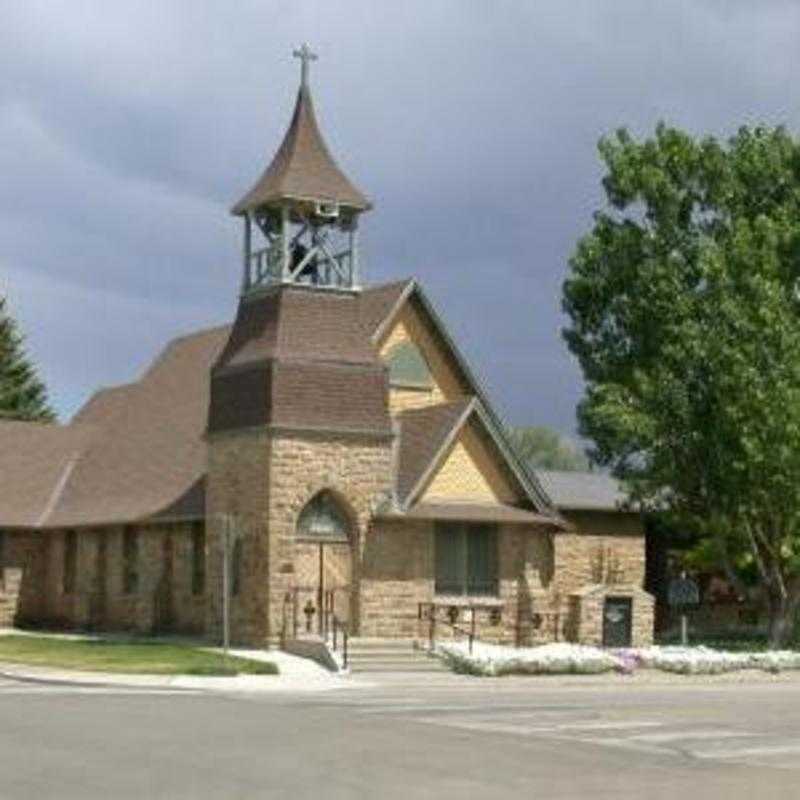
{"left": 0, "top": 666, "right": 198, "bottom": 691}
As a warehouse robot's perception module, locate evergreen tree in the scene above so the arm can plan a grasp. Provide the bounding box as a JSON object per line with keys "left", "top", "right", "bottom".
{"left": 0, "top": 296, "right": 54, "bottom": 422}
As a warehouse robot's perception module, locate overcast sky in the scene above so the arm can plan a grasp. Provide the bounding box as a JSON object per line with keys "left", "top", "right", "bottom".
{"left": 1, "top": 1, "right": 799, "bottom": 436}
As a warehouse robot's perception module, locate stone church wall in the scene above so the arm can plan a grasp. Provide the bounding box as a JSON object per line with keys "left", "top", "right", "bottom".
{"left": 266, "top": 430, "right": 394, "bottom": 644}
{"left": 206, "top": 429, "right": 272, "bottom": 646}
{"left": 549, "top": 512, "right": 652, "bottom": 646}
{"left": 360, "top": 521, "right": 554, "bottom": 644}
{"left": 5, "top": 524, "right": 205, "bottom": 634}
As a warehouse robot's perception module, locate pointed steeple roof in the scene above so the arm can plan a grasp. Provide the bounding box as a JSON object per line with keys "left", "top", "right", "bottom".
{"left": 232, "top": 49, "right": 371, "bottom": 215}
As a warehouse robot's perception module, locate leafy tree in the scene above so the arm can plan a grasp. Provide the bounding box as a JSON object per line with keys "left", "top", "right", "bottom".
{"left": 508, "top": 425, "right": 589, "bottom": 471}
{"left": 0, "top": 295, "right": 53, "bottom": 422}
{"left": 563, "top": 123, "right": 800, "bottom": 647}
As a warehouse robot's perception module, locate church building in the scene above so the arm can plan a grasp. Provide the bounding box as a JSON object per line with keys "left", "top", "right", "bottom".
{"left": 0, "top": 48, "right": 653, "bottom": 653}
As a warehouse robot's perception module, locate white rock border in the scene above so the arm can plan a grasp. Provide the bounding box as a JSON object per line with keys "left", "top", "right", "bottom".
{"left": 435, "top": 641, "right": 800, "bottom": 677}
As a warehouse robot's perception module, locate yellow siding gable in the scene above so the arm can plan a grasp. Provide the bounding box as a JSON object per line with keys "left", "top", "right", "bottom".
{"left": 420, "top": 423, "right": 520, "bottom": 505}
{"left": 378, "top": 300, "right": 468, "bottom": 414}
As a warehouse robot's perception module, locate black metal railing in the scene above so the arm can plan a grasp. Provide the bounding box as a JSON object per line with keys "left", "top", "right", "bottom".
{"left": 280, "top": 585, "right": 350, "bottom": 669}
{"left": 418, "top": 602, "right": 504, "bottom": 655}
{"left": 330, "top": 613, "right": 349, "bottom": 669}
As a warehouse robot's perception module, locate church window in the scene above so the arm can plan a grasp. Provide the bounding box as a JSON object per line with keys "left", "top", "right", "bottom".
{"left": 191, "top": 522, "right": 206, "bottom": 596}
{"left": 434, "top": 523, "right": 498, "bottom": 596}
{"left": 296, "top": 492, "right": 350, "bottom": 542}
{"left": 387, "top": 341, "right": 434, "bottom": 389}
{"left": 123, "top": 527, "right": 139, "bottom": 594}
{"left": 63, "top": 530, "right": 77, "bottom": 595}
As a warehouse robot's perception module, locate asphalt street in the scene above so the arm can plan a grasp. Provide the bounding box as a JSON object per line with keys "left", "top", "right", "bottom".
{"left": 2, "top": 673, "right": 800, "bottom": 799}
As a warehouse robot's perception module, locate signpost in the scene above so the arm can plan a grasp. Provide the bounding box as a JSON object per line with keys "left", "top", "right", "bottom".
{"left": 668, "top": 571, "right": 700, "bottom": 646}
{"left": 217, "top": 514, "right": 240, "bottom": 658}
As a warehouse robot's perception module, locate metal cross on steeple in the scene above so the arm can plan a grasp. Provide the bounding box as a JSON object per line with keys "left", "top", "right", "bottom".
{"left": 293, "top": 43, "right": 318, "bottom": 87}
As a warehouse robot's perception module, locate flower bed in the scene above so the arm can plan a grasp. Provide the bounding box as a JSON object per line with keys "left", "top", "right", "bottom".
{"left": 629, "top": 646, "right": 800, "bottom": 675}
{"left": 436, "top": 642, "right": 621, "bottom": 676}
{"left": 435, "top": 641, "right": 800, "bottom": 677}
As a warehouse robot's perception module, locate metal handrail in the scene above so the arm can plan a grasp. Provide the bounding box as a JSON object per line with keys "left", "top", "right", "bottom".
{"left": 418, "top": 602, "right": 502, "bottom": 655}
{"left": 330, "top": 614, "right": 349, "bottom": 669}
{"left": 281, "top": 585, "right": 351, "bottom": 671}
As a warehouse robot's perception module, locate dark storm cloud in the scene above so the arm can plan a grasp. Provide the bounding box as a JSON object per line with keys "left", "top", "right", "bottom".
{"left": 1, "top": 1, "right": 799, "bottom": 434}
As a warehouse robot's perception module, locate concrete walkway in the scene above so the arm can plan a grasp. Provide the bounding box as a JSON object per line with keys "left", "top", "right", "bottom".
{"left": 0, "top": 648, "right": 360, "bottom": 693}
{"left": 0, "top": 629, "right": 362, "bottom": 693}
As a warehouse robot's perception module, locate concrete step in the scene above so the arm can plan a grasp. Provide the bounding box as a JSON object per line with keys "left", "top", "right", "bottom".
{"left": 350, "top": 663, "right": 448, "bottom": 674}
{"left": 347, "top": 647, "right": 422, "bottom": 658}
{"left": 346, "top": 638, "right": 418, "bottom": 649}
{"left": 344, "top": 639, "right": 448, "bottom": 673}
{"left": 349, "top": 657, "right": 448, "bottom": 673}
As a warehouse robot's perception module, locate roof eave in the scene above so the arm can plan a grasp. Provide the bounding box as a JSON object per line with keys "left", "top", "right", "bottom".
{"left": 231, "top": 193, "right": 372, "bottom": 217}
{"left": 400, "top": 283, "right": 557, "bottom": 514}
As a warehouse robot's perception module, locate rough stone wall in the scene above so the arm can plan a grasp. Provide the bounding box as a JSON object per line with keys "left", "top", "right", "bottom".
{"left": 111, "top": 523, "right": 206, "bottom": 635}
{"left": 360, "top": 520, "right": 553, "bottom": 644}
{"left": 267, "top": 431, "right": 394, "bottom": 643}
{"left": 3, "top": 532, "right": 47, "bottom": 625}
{"left": 549, "top": 512, "right": 652, "bottom": 645}
{"left": 569, "top": 585, "right": 654, "bottom": 647}
{"left": 0, "top": 568, "right": 22, "bottom": 627}
{"left": 361, "top": 519, "right": 433, "bottom": 638}
{"left": 552, "top": 523, "right": 646, "bottom": 597}
{"left": 7, "top": 524, "right": 204, "bottom": 633}
{"left": 206, "top": 429, "right": 271, "bottom": 646}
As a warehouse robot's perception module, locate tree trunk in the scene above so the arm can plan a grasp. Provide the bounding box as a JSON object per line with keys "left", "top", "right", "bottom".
{"left": 766, "top": 590, "right": 796, "bottom": 649}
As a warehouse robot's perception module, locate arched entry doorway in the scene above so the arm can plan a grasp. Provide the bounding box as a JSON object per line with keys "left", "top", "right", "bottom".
{"left": 294, "top": 491, "right": 353, "bottom": 634}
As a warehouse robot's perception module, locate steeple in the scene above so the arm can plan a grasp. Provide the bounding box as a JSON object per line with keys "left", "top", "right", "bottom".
{"left": 233, "top": 45, "right": 371, "bottom": 294}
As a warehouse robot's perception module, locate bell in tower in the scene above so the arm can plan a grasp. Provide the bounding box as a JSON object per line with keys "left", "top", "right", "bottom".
{"left": 232, "top": 44, "right": 371, "bottom": 293}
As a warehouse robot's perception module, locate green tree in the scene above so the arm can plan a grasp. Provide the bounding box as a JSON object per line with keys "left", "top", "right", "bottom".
{"left": 508, "top": 426, "right": 589, "bottom": 471}
{"left": 563, "top": 123, "right": 800, "bottom": 647}
{"left": 0, "top": 296, "right": 53, "bottom": 422}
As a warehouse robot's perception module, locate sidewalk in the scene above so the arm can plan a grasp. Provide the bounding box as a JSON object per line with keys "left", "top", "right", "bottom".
{"left": 0, "top": 645, "right": 363, "bottom": 694}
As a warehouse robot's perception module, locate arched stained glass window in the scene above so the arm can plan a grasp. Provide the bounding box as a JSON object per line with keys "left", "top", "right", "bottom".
{"left": 297, "top": 491, "right": 350, "bottom": 542}
{"left": 387, "top": 341, "right": 434, "bottom": 389}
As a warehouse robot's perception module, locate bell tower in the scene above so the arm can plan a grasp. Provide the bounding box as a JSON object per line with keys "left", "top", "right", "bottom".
{"left": 232, "top": 44, "right": 371, "bottom": 293}
{"left": 207, "top": 48, "right": 392, "bottom": 646}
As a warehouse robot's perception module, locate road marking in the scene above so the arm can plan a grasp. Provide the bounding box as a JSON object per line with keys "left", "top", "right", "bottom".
{"left": 414, "top": 716, "right": 663, "bottom": 737}
{"left": 692, "top": 742, "right": 800, "bottom": 760}
{"left": 629, "top": 728, "right": 756, "bottom": 743}
{"left": 547, "top": 720, "right": 662, "bottom": 732}
{"left": 354, "top": 703, "right": 584, "bottom": 714}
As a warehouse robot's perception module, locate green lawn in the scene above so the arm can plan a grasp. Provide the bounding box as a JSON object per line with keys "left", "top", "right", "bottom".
{"left": 0, "top": 636, "right": 278, "bottom": 676}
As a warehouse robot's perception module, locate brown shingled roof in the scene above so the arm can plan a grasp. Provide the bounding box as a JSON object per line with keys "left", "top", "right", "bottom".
{"left": 232, "top": 85, "right": 370, "bottom": 215}
{"left": 360, "top": 278, "right": 414, "bottom": 341}
{"left": 0, "top": 283, "right": 411, "bottom": 530}
{"left": 0, "top": 420, "right": 98, "bottom": 528}
{"left": 0, "top": 280, "right": 556, "bottom": 529}
{"left": 208, "top": 287, "right": 392, "bottom": 436}
{"left": 395, "top": 400, "right": 474, "bottom": 505}
{"left": 44, "top": 325, "right": 231, "bottom": 528}
{"left": 70, "top": 383, "right": 137, "bottom": 426}
{"left": 394, "top": 396, "right": 556, "bottom": 516}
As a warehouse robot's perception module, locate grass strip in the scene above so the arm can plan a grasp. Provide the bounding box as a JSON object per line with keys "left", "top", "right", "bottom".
{"left": 0, "top": 635, "right": 277, "bottom": 676}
